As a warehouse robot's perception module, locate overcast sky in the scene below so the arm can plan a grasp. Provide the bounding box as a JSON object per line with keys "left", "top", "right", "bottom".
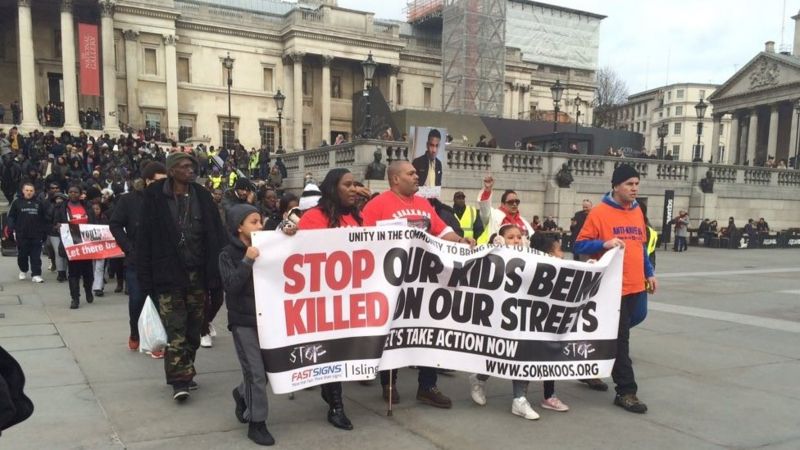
{"left": 337, "top": 0, "right": 800, "bottom": 96}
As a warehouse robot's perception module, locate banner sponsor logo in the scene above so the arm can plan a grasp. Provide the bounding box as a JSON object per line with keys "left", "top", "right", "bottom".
{"left": 59, "top": 223, "right": 124, "bottom": 261}
{"left": 253, "top": 226, "right": 623, "bottom": 394}
{"left": 78, "top": 23, "right": 100, "bottom": 96}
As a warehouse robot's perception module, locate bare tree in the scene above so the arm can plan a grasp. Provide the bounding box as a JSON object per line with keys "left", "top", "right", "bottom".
{"left": 592, "top": 66, "right": 629, "bottom": 128}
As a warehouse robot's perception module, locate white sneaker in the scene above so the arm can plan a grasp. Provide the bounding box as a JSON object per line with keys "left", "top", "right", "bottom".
{"left": 511, "top": 397, "right": 540, "bottom": 420}
{"left": 19, "top": 272, "right": 27, "bottom": 280}
{"left": 208, "top": 323, "right": 217, "bottom": 337}
{"left": 469, "top": 374, "right": 487, "bottom": 406}
{"left": 31, "top": 276, "right": 44, "bottom": 283}
{"left": 200, "top": 334, "right": 213, "bottom": 348}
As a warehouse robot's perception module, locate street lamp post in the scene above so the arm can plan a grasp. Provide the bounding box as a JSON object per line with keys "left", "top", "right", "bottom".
{"left": 274, "top": 89, "right": 286, "bottom": 154}
{"left": 794, "top": 100, "right": 800, "bottom": 169}
{"left": 574, "top": 94, "right": 582, "bottom": 133}
{"left": 657, "top": 123, "right": 668, "bottom": 159}
{"left": 693, "top": 98, "right": 708, "bottom": 162}
{"left": 222, "top": 52, "right": 234, "bottom": 150}
{"left": 361, "top": 52, "right": 377, "bottom": 138}
{"left": 550, "top": 79, "right": 564, "bottom": 133}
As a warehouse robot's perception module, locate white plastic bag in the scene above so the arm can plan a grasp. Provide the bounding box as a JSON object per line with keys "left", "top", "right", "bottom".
{"left": 138, "top": 296, "right": 167, "bottom": 353}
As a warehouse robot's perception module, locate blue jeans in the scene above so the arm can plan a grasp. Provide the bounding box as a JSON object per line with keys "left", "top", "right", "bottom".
{"left": 126, "top": 266, "right": 145, "bottom": 338}
{"left": 628, "top": 291, "right": 648, "bottom": 328}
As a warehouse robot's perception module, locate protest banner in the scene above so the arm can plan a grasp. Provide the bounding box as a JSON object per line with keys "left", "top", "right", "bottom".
{"left": 59, "top": 223, "right": 124, "bottom": 261}
{"left": 252, "top": 227, "right": 623, "bottom": 394}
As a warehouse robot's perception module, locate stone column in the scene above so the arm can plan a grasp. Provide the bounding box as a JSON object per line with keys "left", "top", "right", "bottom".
{"left": 522, "top": 85, "right": 531, "bottom": 120}
{"left": 164, "top": 35, "right": 179, "bottom": 139}
{"left": 100, "top": 0, "right": 119, "bottom": 133}
{"left": 710, "top": 114, "right": 721, "bottom": 164}
{"left": 790, "top": 106, "right": 800, "bottom": 167}
{"left": 321, "top": 55, "right": 332, "bottom": 145}
{"left": 729, "top": 114, "right": 739, "bottom": 165}
{"left": 746, "top": 110, "right": 758, "bottom": 165}
{"left": 388, "top": 66, "right": 399, "bottom": 111}
{"left": 510, "top": 84, "right": 519, "bottom": 119}
{"left": 291, "top": 52, "right": 304, "bottom": 151}
{"left": 122, "top": 30, "right": 139, "bottom": 128}
{"left": 60, "top": 0, "right": 79, "bottom": 131}
{"left": 17, "top": 0, "right": 38, "bottom": 128}
{"left": 767, "top": 104, "right": 779, "bottom": 159}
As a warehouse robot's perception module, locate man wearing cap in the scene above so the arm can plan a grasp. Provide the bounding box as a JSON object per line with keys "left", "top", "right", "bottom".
{"left": 137, "top": 152, "right": 226, "bottom": 402}
{"left": 452, "top": 191, "right": 487, "bottom": 244}
{"left": 574, "top": 164, "right": 656, "bottom": 414}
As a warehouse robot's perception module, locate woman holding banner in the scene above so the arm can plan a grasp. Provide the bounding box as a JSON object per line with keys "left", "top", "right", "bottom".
{"left": 53, "top": 184, "right": 97, "bottom": 309}
{"left": 291, "top": 167, "right": 368, "bottom": 431}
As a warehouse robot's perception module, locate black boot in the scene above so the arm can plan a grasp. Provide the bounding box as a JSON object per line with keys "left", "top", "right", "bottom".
{"left": 68, "top": 278, "right": 81, "bottom": 301}
{"left": 321, "top": 383, "right": 353, "bottom": 430}
{"left": 70, "top": 297, "right": 79, "bottom": 309}
{"left": 247, "top": 421, "right": 275, "bottom": 446}
{"left": 57, "top": 271, "right": 67, "bottom": 282}
{"left": 84, "top": 281, "right": 94, "bottom": 303}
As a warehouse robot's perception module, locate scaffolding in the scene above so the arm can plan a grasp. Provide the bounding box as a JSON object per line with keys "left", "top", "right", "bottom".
{"left": 405, "top": 0, "right": 445, "bottom": 25}
{"left": 441, "top": 0, "right": 506, "bottom": 117}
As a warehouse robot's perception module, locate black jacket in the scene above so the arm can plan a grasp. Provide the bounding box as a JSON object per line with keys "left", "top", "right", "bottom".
{"left": 0, "top": 346, "right": 34, "bottom": 435}
{"left": 136, "top": 179, "right": 225, "bottom": 296}
{"left": 109, "top": 189, "right": 143, "bottom": 267}
{"left": 219, "top": 237, "right": 257, "bottom": 329}
{"left": 412, "top": 154, "right": 443, "bottom": 186}
{"left": 7, "top": 197, "right": 47, "bottom": 239}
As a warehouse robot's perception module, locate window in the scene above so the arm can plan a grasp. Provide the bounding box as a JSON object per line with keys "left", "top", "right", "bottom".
{"left": 259, "top": 120, "right": 275, "bottom": 149}
{"left": 636, "top": 105, "right": 641, "bottom": 116}
{"left": 396, "top": 81, "right": 403, "bottom": 105}
{"left": 302, "top": 69, "right": 312, "bottom": 96}
{"left": 144, "top": 111, "right": 162, "bottom": 133}
{"left": 675, "top": 106, "right": 683, "bottom": 116}
{"left": 666, "top": 107, "right": 670, "bottom": 117}
{"left": 672, "top": 144, "right": 680, "bottom": 155}
{"left": 635, "top": 122, "right": 640, "bottom": 132}
{"left": 699, "top": 89, "right": 706, "bottom": 100}
{"left": 177, "top": 57, "right": 190, "bottom": 83}
{"left": 667, "top": 91, "right": 672, "bottom": 101}
{"left": 719, "top": 124, "right": 725, "bottom": 136}
{"left": 178, "top": 116, "right": 194, "bottom": 142}
{"left": 220, "top": 118, "right": 238, "bottom": 149}
{"left": 676, "top": 89, "right": 684, "bottom": 99}
{"left": 423, "top": 86, "right": 432, "bottom": 108}
{"left": 674, "top": 123, "right": 682, "bottom": 135}
{"left": 644, "top": 103, "right": 648, "bottom": 114}
{"left": 144, "top": 48, "right": 157, "bottom": 75}
{"left": 331, "top": 75, "right": 341, "bottom": 99}
{"left": 643, "top": 121, "right": 647, "bottom": 130}
{"left": 302, "top": 127, "right": 309, "bottom": 150}
{"left": 263, "top": 67, "right": 273, "bottom": 92}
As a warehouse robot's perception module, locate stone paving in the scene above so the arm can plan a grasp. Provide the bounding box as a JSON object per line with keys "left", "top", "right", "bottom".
{"left": 1, "top": 247, "right": 799, "bottom": 449}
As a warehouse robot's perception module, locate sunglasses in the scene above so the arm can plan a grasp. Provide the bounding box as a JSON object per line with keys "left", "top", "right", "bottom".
{"left": 505, "top": 199, "right": 520, "bottom": 206}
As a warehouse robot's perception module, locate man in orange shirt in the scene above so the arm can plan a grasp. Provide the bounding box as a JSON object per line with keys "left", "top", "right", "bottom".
{"left": 574, "top": 164, "right": 656, "bottom": 414}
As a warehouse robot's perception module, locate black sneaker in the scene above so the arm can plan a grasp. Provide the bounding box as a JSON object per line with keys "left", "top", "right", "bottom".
{"left": 69, "top": 298, "right": 79, "bottom": 309}
{"left": 580, "top": 378, "right": 609, "bottom": 391}
{"left": 232, "top": 388, "right": 247, "bottom": 423}
{"left": 93, "top": 289, "right": 104, "bottom": 298}
{"left": 247, "top": 421, "right": 275, "bottom": 446}
{"left": 86, "top": 291, "right": 94, "bottom": 304}
{"left": 614, "top": 393, "right": 648, "bottom": 413}
{"left": 173, "top": 385, "right": 190, "bottom": 402}
{"left": 416, "top": 386, "right": 452, "bottom": 409}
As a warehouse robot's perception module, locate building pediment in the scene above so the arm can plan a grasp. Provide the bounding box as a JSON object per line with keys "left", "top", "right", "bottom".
{"left": 710, "top": 53, "right": 800, "bottom": 103}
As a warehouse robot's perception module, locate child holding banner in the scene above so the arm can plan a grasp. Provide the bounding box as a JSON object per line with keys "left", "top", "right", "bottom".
{"left": 469, "top": 224, "right": 569, "bottom": 419}
{"left": 53, "top": 184, "right": 96, "bottom": 309}
{"left": 219, "top": 204, "right": 275, "bottom": 446}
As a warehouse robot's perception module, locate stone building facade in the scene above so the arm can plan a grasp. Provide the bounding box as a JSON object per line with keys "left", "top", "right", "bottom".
{"left": 1, "top": 0, "right": 600, "bottom": 151}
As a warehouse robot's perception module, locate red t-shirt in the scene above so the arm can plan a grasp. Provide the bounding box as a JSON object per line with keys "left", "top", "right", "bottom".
{"left": 298, "top": 207, "right": 360, "bottom": 230}
{"left": 67, "top": 203, "right": 89, "bottom": 225}
{"left": 361, "top": 191, "right": 451, "bottom": 237}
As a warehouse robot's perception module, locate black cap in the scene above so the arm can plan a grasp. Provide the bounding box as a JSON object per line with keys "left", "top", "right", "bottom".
{"left": 611, "top": 164, "right": 640, "bottom": 187}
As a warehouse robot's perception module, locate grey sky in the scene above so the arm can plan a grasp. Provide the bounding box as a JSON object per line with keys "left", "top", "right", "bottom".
{"left": 337, "top": 0, "right": 800, "bottom": 96}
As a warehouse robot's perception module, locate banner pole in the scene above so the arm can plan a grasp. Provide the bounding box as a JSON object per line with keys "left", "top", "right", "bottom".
{"left": 387, "top": 372, "right": 393, "bottom": 416}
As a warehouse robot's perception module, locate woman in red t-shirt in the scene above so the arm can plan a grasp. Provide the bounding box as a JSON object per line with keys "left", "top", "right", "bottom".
{"left": 296, "top": 168, "right": 364, "bottom": 431}
{"left": 56, "top": 184, "right": 97, "bottom": 309}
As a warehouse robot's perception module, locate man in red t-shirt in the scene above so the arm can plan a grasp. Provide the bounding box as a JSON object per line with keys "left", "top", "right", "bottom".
{"left": 361, "top": 161, "right": 473, "bottom": 409}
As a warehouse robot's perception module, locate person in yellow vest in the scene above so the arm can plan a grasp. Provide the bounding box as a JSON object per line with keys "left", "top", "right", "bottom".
{"left": 248, "top": 148, "right": 259, "bottom": 178}
{"left": 228, "top": 169, "right": 238, "bottom": 189}
{"left": 452, "top": 191, "right": 488, "bottom": 244}
{"left": 208, "top": 167, "right": 223, "bottom": 190}
{"left": 631, "top": 202, "right": 657, "bottom": 328}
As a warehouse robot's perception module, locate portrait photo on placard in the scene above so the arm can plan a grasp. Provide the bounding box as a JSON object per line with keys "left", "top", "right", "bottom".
{"left": 410, "top": 126, "right": 446, "bottom": 198}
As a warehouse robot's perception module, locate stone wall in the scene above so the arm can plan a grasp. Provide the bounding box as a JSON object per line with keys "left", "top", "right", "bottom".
{"left": 279, "top": 140, "right": 800, "bottom": 231}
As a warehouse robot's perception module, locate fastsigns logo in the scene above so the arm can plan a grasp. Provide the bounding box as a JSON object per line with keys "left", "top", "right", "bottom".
{"left": 291, "top": 364, "right": 343, "bottom": 382}
{"left": 289, "top": 344, "right": 326, "bottom": 365}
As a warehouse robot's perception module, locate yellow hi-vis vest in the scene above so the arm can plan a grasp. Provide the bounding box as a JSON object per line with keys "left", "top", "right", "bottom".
{"left": 228, "top": 171, "right": 238, "bottom": 187}
{"left": 209, "top": 175, "right": 223, "bottom": 189}
{"left": 458, "top": 206, "right": 489, "bottom": 244}
{"left": 647, "top": 226, "right": 658, "bottom": 255}
{"left": 249, "top": 151, "right": 259, "bottom": 170}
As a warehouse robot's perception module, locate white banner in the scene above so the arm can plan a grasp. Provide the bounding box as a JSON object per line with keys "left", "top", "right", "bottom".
{"left": 253, "top": 227, "right": 623, "bottom": 394}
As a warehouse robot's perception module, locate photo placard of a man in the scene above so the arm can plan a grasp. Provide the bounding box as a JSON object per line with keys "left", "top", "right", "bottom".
{"left": 411, "top": 127, "right": 445, "bottom": 198}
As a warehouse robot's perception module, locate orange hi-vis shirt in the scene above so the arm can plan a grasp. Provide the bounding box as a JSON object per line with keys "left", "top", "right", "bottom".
{"left": 575, "top": 195, "right": 651, "bottom": 296}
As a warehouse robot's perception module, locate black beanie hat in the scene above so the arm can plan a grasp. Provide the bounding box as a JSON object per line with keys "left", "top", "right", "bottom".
{"left": 611, "top": 164, "right": 640, "bottom": 187}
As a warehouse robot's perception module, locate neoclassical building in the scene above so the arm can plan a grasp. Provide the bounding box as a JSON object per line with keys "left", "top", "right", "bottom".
{"left": 1, "top": 0, "right": 602, "bottom": 151}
